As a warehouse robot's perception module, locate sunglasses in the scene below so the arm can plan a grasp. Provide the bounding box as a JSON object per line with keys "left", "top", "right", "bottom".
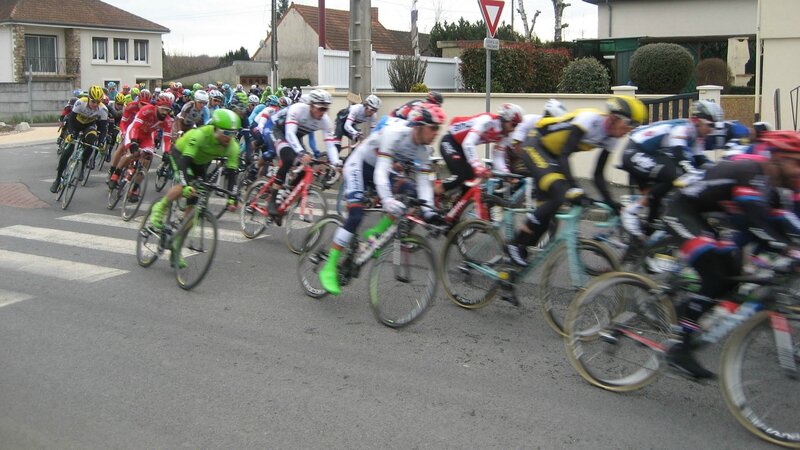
{"left": 89, "top": 99, "right": 100, "bottom": 105}
{"left": 427, "top": 124, "right": 441, "bottom": 132}
{"left": 219, "top": 129, "right": 238, "bottom": 137}
{"left": 314, "top": 105, "right": 329, "bottom": 112}
{"left": 612, "top": 114, "right": 639, "bottom": 127}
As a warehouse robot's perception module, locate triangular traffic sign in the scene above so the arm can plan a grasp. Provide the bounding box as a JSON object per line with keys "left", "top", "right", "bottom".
{"left": 478, "top": 0, "right": 505, "bottom": 38}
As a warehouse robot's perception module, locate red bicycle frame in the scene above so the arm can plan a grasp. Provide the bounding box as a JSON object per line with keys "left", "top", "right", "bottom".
{"left": 442, "top": 178, "right": 491, "bottom": 224}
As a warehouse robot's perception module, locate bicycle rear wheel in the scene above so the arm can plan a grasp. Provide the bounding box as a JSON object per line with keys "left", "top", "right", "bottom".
{"left": 370, "top": 234, "right": 437, "bottom": 328}
{"left": 136, "top": 205, "right": 161, "bottom": 267}
{"left": 720, "top": 311, "right": 800, "bottom": 448}
{"left": 564, "top": 272, "right": 676, "bottom": 392}
{"left": 286, "top": 187, "right": 328, "bottom": 254}
{"left": 81, "top": 148, "right": 94, "bottom": 187}
{"left": 60, "top": 160, "right": 79, "bottom": 210}
{"left": 540, "top": 239, "right": 619, "bottom": 336}
{"left": 439, "top": 219, "right": 505, "bottom": 309}
{"left": 296, "top": 215, "right": 343, "bottom": 299}
{"left": 121, "top": 170, "right": 148, "bottom": 221}
{"left": 174, "top": 210, "right": 218, "bottom": 290}
{"left": 240, "top": 180, "right": 270, "bottom": 238}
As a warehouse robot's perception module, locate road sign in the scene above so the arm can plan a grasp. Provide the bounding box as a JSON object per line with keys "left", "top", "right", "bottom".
{"left": 483, "top": 38, "right": 500, "bottom": 51}
{"left": 478, "top": 0, "right": 505, "bottom": 38}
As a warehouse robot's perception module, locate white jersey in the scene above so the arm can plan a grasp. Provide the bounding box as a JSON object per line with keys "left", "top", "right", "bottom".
{"left": 273, "top": 103, "right": 338, "bottom": 163}
{"left": 72, "top": 98, "right": 109, "bottom": 123}
{"left": 344, "top": 103, "right": 378, "bottom": 137}
{"left": 510, "top": 114, "right": 544, "bottom": 143}
{"left": 370, "top": 121, "right": 434, "bottom": 208}
{"left": 345, "top": 117, "right": 407, "bottom": 169}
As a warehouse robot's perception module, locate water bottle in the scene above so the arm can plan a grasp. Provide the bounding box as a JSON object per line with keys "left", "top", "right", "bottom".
{"left": 701, "top": 300, "right": 763, "bottom": 344}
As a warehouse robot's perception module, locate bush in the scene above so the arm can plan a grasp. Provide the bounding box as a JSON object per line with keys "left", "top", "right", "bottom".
{"left": 459, "top": 44, "right": 570, "bottom": 93}
{"left": 695, "top": 58, "right": 732, "bottom": 91}
{"left": 410, "top": 83, "right": 428, "bottom": 93}
{"left": 281, "top": 77, "right": 311, "bottom": 88}
{"left": 388, "top": 56, "right": 428, "bottom": 92}
{"left": 629, "top": 43, "right": 694, "bottom": 93}
{"left": 557, "top": 57, "right": 610, "bottom": 94}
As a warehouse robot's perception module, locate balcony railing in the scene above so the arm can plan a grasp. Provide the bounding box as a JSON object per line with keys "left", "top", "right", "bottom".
{"left": 22, "top": 57, "right": 79, "bottom": 76}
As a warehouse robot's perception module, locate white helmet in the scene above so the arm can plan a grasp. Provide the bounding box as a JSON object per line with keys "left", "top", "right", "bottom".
{"left": 543, "top": 99, "right": 567, "bottom": 118}
{"left": 692, "top": 100, "right": 724, "bottom": 123}
{"left": 193, "top": 90, "right": 209, "bottom": 103}
{"left": 307, "top": 89, "right": 332, "bottom": 105}
{"left": 209, "top": 89, "right": 224, "bottom": 101}
{"left": 497, "top": 103, "right": 524, "bottom": 124}
{"left": 247, "top": 94, "right": 260, "bottom": 104}
{"left": 365, "top": 94, "right": 382, "bottom": 111}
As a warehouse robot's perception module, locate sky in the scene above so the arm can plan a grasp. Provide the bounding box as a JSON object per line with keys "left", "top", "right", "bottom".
{"left": 103, "top": 0, "right": 599, "bottom": 57}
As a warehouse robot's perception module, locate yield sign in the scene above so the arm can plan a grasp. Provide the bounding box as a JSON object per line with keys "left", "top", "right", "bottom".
{"left": 478, "top": 0, "right": 505, "bottom": 38}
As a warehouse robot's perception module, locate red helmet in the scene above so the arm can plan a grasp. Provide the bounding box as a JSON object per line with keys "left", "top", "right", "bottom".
{"left": 137, "top": 89, "right": 152, "bottom": 105}
{"left": 155, "top": 93, "right": 174, "bottom": 108}
{"left": 426, "top": 91, "right": 444, "bottom": 105}
{"left": 407, "top": 103, "right": 446, "bottom": 126}
{"left": 759, "top": 130, "right": 800, "bottom": 159}
{"left": 497, "top": 103, "right": 524, "bottom": 125}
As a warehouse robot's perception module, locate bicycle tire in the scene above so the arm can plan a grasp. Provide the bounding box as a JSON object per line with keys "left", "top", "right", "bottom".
{"left": 286, "top": 187, "right": 328, "bottom": 254}
{"left": 235, "top": 161, "right": 259, "bottom": 195}
{"left": 174, "top": 210, "right": 218, "bottom": 290}
{"left": 81, "top": 148, "right": 93, "bottom": 187}
{"left": 719, "top": 311, "right": 800, "bottom": 448}
{"left": 136, "top": 205, "right": 161, "bottom": 268}
{"left": 107, "top": 180, "right": 123, "bottom": 210}
{"left": 370, "top": 233, "right": 437, "bottom": 328}
{"left": 563, "top": 271, "right": 677, "bottom": 392}
{"left": 97, "top": 147, "right": 107, "bottom": 172}
{"left": 439, "top": 219, "right": 505, "bottom": 309}
{"left": 240, "top": 180, "right": 270, "bottom": 239}
{"left": 154, "top": 160, "right": 170, "bottom": 192}
{"left": 296, "top": 215, "right": 344, "bottom": 299}
{"left": 540, "top": 239, "right": 620, "bottom": 336}
{"left": 60, "top": 160, "right": 79, "bottom": 210}
{"left": 121, "top": 170, "right": 148, "bottom": 221}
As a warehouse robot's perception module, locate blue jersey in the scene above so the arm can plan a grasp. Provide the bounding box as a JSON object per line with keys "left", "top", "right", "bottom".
{"left": 629, "top": 119, "right": 702, "bottom": 160}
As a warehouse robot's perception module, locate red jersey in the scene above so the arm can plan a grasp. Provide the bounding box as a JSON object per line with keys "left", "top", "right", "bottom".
{"left": 129, "top": 104, "right": 174, "bottom": 153}
{"left": 119, "top": 102, "right": 142, "bottom": 135}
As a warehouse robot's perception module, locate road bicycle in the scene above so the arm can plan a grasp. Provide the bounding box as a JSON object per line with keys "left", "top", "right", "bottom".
{"left": 108, "top": 147, "right": 151, "bottom": 221}
{"left": 136, "top": 178, "right": 232, "bottom": 290}
{"left": 55, "top": 132, "right": 95, "bottom": 210}
{"left": 297, "top": 197, "right": 444, "bottom": 328}
{"left": 562, "top": 256, "right": 800, "bottom": 448}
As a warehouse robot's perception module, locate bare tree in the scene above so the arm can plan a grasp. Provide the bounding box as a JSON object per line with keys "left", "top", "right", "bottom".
{"left": 552, "top": 0, "right": 570, "bottom": 42}
{"left": 432, "top": 0, "right": 445, "bottom": 25}
{"left": 516, "top": 1, "right": 541, "bottom": 42}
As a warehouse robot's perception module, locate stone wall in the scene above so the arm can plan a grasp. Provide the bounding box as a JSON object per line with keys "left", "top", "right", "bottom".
{"left": 64, "top": 28, "right": 80, "bottom": 78}
{"left": 12, "top": 25, "right": 25, "bottom": 82}
{"left": 0, "top": 81, "right": 74, "bottom": 122}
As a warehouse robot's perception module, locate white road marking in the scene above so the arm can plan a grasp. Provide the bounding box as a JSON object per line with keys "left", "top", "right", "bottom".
{"left": 0, "top": 289, "right": 34, "bottom": 308}
{"left": 0, "top": 249, "right": 128, "bottom": 282}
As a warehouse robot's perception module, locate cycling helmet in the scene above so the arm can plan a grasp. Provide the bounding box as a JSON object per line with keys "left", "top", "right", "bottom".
{"left": 131, "top": 87, "right": 140, "bottom": 97}
{"left": 168, "top": 81, "right": 176, "bottom": 89}
{"left": 137, "top": 89, "right": 152, "bottom": 104}
{"left": 247, "top": 94, "right": 260, "bottom": 104}
{"left": 210, "top": 108, "right": 241, "bottom": 131}
{"left": 607, "top": 95, "right": 648, "bottom": 126}
{"left": 88, "top": 85, "right": 104, "bottom": 101}
{"left": 229, "top": 97, "right": 247, "bottom": 113}
{"left": 266, "top": 95, "right": 280, "bottom": 106}
{"left": 72, "top": 89, "right": 82, "bottom": 97}
{"left": 307, "top": 89, "right": 332, "bottom": 105}
{"left": 497, "top": 103, "right": 524, "bottom": 124}
{"left": 122, "top": 83, "right": 130, "bottom": 90}
{"left": 209, "top": 89, "right": 224, "bottom": 101}
{"left": 155, "top": 93, "right": 173, "bottom": 108}
{"left": 543, "top": 99, "right": 567, "bottom": 118}
{"left": 407, "top": 104, "right": 447, "bottom": 126}
{"left": 691, "top": 100, "right": 723, "bottom": 123}
{"left": 114, "top": 93, "right": 126, "bottom": 104}
{"left": 182, "top": 88, "right": 192, "bottom": 96}
{"left": 759, "top": 131, "right": 800, "bottom": 160}
{"left": 107, "top": 81, "right": 117, "bottom": 88}
{"left": 365, "top": 94, "right": 382, "bottom": 111}
{"left": 175, "top": 82, "right": 182, "bottom": 89}
{"left": 207, "top": 83, "right": 217, "bottom": 90}
{"left": 426, "top": 91, "right": 444, "bottom": 105}
{"left": 222, "top": 83, "right": 231, "bottom": 91}
{"left": 193, "top": 90, "right": 209, "bottom": 104}
{"left": 192, "top": 83, "right": 203, "bottom": 91}
{"left": 278, "top": 96, "right": 293, "bottom": 108}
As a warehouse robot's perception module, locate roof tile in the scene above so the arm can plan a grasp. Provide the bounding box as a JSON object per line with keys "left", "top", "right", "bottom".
{"left": 0, "top": 0, "right": 169, "bottom": 33}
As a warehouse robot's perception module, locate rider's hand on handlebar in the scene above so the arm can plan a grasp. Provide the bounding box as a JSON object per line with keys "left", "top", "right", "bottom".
{"left": 473, "top": 165, "right": 490, "bottom": 179}
{"left": 226, "top": 197, "right": 237, "bottom": 212}
{"left": 384, "top": 198, "right": 406, "bottom": 217}
{"left": 301, "top": 153, "right": 312, "bottom": 165}
{"left": 182, "top": 185, "right": 196, "bottom": 198}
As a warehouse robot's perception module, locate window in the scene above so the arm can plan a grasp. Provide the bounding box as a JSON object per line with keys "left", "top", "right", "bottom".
{"left": 113, "top": 38, "right": 128, "bottom": 62}
{"left": 92, "top": 37, "right": 107, "bottom": 61}
{"left": 134, "top": 40, "right": 148, "bottom": 63}
{"left": 25, "top": 34, "right": 57, "bottom": 72}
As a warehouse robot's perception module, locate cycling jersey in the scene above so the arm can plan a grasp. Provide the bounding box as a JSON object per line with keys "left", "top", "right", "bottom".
{"left": 177, "top": 102, "right": 210, "bottom": 129}
{"left": 372, "top": 121, "right": 435, "bottom": 210}
{"left": 71, "top": 98, "right": 109, "bottom": 124}
{"left": 126, "top": 104, "right": 174, "bottom": 154}
{"left": 447, "top": 113, "right": 512, "bottom": 169}
{"left": 272, "top": 102, "right": 337, "bottom": 163}
{"left": 510, "top": 114, "right": 544, "bottom": 144}
{"left": 252, "top": 105, "right": 280, "bottom": 134}
{"left": 390, "top": 100, "right": 424, "bottom": 120}
{"left": 119, "top": 102, "right": 143, "bottom": 135}
{"left": 174, "top": 125, "right": 239, "bottom": 169}
{"left": 628, "top": 119, "right": 704, "bottom": 161}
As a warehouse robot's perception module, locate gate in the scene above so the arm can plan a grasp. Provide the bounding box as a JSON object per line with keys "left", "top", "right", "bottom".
{"left": 642, "top": 92, "right": 698, "bottom": 124}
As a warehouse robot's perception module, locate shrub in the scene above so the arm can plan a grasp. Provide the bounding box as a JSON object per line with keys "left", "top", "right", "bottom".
{"left": 695, "top": 58, "right": 732, "bottom": 91}
{"left": 388, "top": 56, "right": 428, "bottom": 92}
{"left": 629, "top": 43, "right": 694, "bottom": 93}
{"left": 410, "top": 83, "right": 429, "bottom": 93}
{"left": 281, "top": 77, "right": 311, "bottom": 88}
{"left": 458, "top": 44, "right": 570, "bottom": 93}
{"left": 558, "top": 57, "right": 610, "bottom": 94}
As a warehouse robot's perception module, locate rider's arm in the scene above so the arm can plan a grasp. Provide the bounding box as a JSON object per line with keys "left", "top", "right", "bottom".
{"left": 491, "top": 141, "right": 510, "bottom": 173}
{"left": 734, "top": 173, "right": 792, "bottom": 251}
{"left": 373, "top": 152, "right": 394, "bottom": 204}
{"left": 343, "top": 105, "right": 360, "bottom": 138}
{"left": 557, "top": 125, "right": 587, "bottom": 188}
{"left": 321, "top": 116, "right": 340, "bottom": 165}
{"left": 307, "top": 132, "right": 319, "bottom": 157}
{"left": 593, "top": 148, "right": 619, "bottom": 209}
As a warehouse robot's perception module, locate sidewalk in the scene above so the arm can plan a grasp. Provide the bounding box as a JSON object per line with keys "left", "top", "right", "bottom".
{"left": 0, "top": 125, "right": 59, "bottom": 149}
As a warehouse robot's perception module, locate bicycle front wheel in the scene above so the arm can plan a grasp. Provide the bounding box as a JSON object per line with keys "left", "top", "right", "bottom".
{"left": 121, "top": 170, "right": 148, "bottom": 221}
{"left": 720, "top": 311, "right": 800, "bottom": 448}
{"left": 174, "top": 210, "right": 218, "bottom": 290}
{"left": 369, "top": 234, "right": 437, "bottom": 328}
{"left": 61, "top": 161, "right": 79, "bottom": 210}
{"left": 136, "top": 205, "right": 161, "bottom": 267}
{"left": 240, "top": 180, "right": 270, "bottom": 239}
{"left": 81, "top": 149, "right": 94, "bottom": 187}
{"left": 297, "top": 215, "right": 344, "bottom": 299}
{"left": 540, "top": 239, "right": 620, "bottom": 336}
{"left": 286, "top": 187, "right": 328, "bottom": 254}
{"left": 439, "top": 219, "right": 505, "bottom": 309}
{"left": 154, "top": 160, "right": 170, "bottom": 192}
{"left": 564, "top": 272, "right": 676, "bottom": 392}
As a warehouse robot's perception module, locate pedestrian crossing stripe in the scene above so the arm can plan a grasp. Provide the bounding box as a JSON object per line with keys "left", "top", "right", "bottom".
{"left": 0, "top": 249, "right": 128, "bottom": 282}
{"left": 0, "top": 225, "right": 136, "bottom": 255}
{"left": 0, "top": 288, "right": 34, "bottom": 308}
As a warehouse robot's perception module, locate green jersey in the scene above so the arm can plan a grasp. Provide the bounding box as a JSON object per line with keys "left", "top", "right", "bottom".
{"left": 175, "top": 125, "right": 239, "bottom": 169}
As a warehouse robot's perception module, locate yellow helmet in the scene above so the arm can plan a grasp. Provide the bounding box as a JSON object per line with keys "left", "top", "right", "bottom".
{"left": 114, "top": 93, "right": 126, "bottom": 104}
{"left": 88, "top": 85, "right": 104, "bottom": 101}
{"left": 606, "top": 95, "right": 647, "bottom": 126}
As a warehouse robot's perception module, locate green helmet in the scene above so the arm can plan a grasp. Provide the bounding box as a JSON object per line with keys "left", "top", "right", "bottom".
{"left": 210, "top": 108, "right": 241, "bottom": 131}
{"left": 192, "top": 83, "right": 203, "bottom": 91}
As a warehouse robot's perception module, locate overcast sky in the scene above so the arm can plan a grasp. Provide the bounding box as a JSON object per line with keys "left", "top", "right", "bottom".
{"left": 103, "top": 0, "right": 598, "bottom": 56}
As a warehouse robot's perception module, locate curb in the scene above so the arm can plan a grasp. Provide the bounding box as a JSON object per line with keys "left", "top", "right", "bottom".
{"left": 0, "top": 139, "right": 55, "bottom": 150}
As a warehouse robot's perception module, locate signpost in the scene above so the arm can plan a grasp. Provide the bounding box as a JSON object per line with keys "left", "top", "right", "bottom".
{"left": 478, "top": 0, "right": 504, "bottom": 158}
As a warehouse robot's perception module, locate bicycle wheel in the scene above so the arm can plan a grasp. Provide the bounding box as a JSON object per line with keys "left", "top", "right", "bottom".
{"left": 286, "top": 187, "right": 328, "bottom": 254}
{"left": 370, "top": 234, "right": 437, "bottom": 328}
{"left": 540, "top": 239, "right": 620, "bottom": 336}
{"left": 60, "top": 160, "right": 79, "bottom": 210}
{"left": 81, "top": 148, "right": 94, "bottom": 187}
{"left": 154, "top": 160, "right": 170, "bottom": 192}
{"left": 297, "top": 215, "right": 344, "bottom": 299}
{"left": 720, "top": 311, "right": 800, "bottom": 448}
{"left": 206, "top": 182, "right": 229, "bottom": 219}
{"left": 240, "top": 180, "right": 270, "bottom": 238}
{"left": 121, "top": 170, "right": 148, "bottom": 221}
{"left": 236, "top": 161, "right": 259, "bottom": 195}
{"left": 439, "top": 219, "right": 505, "bottom": 309}
{"left": 107, "top": 180, "right": 123, "bottom": 210}
{"left": 97, "top": 147, "right": 107, "bottom": 172}
{"left": 564, "top": 272, "right": 677, "bottom": 392}
{"left": 174, "top": 210, "right": 218, "bottom": 290}
{"left": 136, "top": 205, "right": 161, "bottom": 268}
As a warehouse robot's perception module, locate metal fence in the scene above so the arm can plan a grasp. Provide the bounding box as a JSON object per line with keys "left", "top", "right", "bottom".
{"left": 23, "top": 57, "right": 79, "bottom": 76}
{"left": 642, "top": 92, "right": 698, "bottom": 124}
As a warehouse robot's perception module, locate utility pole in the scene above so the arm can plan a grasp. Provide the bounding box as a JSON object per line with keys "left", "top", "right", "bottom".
{"left": 271, "top": 0, "right": 278, "bottom": 88}
{"left": 411, "top": 0, "right": 419, "bottom": 57}
{"left": 349, "top": 0, "right": 372, "bottom": 99}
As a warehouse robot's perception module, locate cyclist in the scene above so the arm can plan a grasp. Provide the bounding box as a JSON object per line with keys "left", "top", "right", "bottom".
{"left": 267, "top": 89, "right": 339, "bottom": 222}
{"left": 390, "top": 91, "right": 444, "bottom": 120}
{"left": 208, "top": 90, "right": 225, "bottom": 115}
{"left": 103, "top": 93, "right": 126, "bottom": 159}
{"left": 333, "top": 94, "right": 381, "bottom": 155}
{"left": 439, "top": 103, "right": 525, "bottom": 194}
{"left": 505, "top": 96, "right": 647, "bottom": 266}
{"left": 662, "top": 133, "right": 800, "bottom": 379}
{"left": 49, "top": 85, "right": 109, "bottom": 193}
{"left": 172, "top": 90, "right": 210, "bottom": 138}
{"left": 503, "top": 99, "right": 568, "bottom": 175}
{"left": 57, "top": 91, "right": 81, "bottom": 146}
{"left": 318, "top": 104, "right": 447, "bottom": 295}
{"left": 107, "top": 89, "right": 152, "bottom": 185}
{"left": 173, "top": 88, "right": 191, "bottom": 115}
{"left": 620, "top": 100, "right": 724, "bottom": 237}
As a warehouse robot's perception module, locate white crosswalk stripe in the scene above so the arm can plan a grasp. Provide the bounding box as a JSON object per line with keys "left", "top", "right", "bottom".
{"left": 0, "top": 224, "right": 138, "bottom": 255}
{"left": 0, "top": 249, "right": 128, "bottom": 282}
{"left": 0, "top": 288, "right": 35, "bottom": 308}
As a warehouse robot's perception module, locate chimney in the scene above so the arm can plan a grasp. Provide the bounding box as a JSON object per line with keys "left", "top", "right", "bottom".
{"left": 371, "top": 7, "right": 378, "bottom": 22}
{"left": 319, "top": 0, "right": 326, "bottom": 48}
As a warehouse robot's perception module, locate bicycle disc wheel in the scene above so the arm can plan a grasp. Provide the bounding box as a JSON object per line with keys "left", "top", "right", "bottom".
{"left": 174, "top": 210, "right": 218, "bottom": 290}
{"left": 136, "top": 205, "right": 161, "bottom": 268}
{"left": 61, "top": 161, "right": 79, "bottom": 210}
{"left": 240, "top": 180, "right": 270, "bottom": 238}
{"left": 720, "top": 311, "right": 800, "bottom": 448}
{"left": 121, "top": 170, "right": 148, "bottom": 221}
{"left": 564, "top": 272, "right": 677, "bottom": 392}
{"left": 286, "top": 187, "right": 328, "bottom": 254}
{"left": 439, "top": 219, "right": 505, "bottom": 309}
{"left": 370, "top": 234, "right": 437, "bottom": 328}
{"left": 540, "top": 239, "right": 620, "bottom": 336}
{"left": 296, "top": 216, "right": 343, "bottom": 299}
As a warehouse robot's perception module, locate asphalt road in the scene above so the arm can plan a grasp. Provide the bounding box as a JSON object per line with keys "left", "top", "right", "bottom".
{"left": 0, "top": 141, "right": 777, "bottom": 449}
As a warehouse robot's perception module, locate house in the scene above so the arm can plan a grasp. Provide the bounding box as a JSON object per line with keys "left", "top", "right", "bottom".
{"left": 0, "top": 0, "right": 169, "bottom": 89}
{"left": 252, "top": 4, "right": 430, "bottom": 86}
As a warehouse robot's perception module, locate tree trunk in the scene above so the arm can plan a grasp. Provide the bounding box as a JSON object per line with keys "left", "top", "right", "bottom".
{"left": 552, "top": 0, "right": 570, "bottom": 42}
{"left": 516, "top": 1, "right": 541, "bottom": 42}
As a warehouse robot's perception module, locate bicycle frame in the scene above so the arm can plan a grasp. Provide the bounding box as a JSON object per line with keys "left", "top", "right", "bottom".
{"left": 278, "top": 165, "right": 315, "bottom": 216}
{"left": 443, "top": 179, "right": 490, "bottom": 224}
